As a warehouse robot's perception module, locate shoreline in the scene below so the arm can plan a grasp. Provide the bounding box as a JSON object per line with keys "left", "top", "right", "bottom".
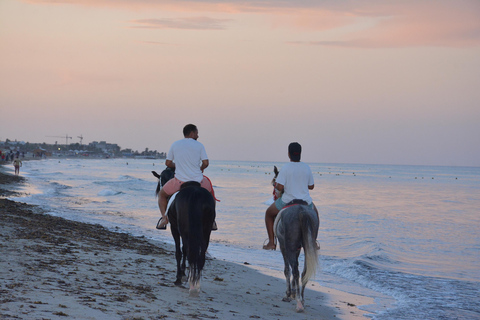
{"left": 0, "top": 166, "right": 373, "bottom": 319}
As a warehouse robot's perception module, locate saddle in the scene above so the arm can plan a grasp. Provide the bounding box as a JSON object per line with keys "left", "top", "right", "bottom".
{"left": 285, "top": 199, "right": 309, "bottom": 207}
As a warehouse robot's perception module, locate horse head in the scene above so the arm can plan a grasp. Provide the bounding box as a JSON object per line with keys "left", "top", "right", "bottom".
{"left": 152, "top": 167, "right": 175, "bottom": 196}
{"left": 272, "top": 165, "right": 279, "bottom": 186}
{"left": 272, "top": 166, "right": 283, "bottom": 200}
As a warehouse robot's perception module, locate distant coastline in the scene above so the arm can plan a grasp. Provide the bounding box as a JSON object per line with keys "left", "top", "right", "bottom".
{"left": 0, "top": 139, "right": 165, "bottom": 160}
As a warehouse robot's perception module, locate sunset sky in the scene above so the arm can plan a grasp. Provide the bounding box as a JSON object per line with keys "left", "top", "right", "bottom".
{"left": 1, "top": 0, "right": 479, "bottom": 166}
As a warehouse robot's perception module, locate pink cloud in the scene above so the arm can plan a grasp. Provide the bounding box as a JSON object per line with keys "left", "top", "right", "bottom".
{"left": 21, "top": 0, "right": 480, "bottom": 47}
{"left": 290, "top": 1, "right": 480, "bottom": 48}
{"left": 129, "top": 17, "right": 232, "bottom": 30}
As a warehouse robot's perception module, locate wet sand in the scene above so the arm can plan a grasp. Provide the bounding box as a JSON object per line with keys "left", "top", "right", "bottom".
{"left": 0, "top": 166, "right": 372, "bottom": 319}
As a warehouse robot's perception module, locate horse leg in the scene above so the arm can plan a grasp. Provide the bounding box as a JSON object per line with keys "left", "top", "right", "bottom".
{"left": 189, "top": 221, "right": 211, "bottom": 297}
{"left": 189, "top": 275, "right": 201, "bottom": 297}
{"left": 181, "top": 244, "right": 187, "bottom": 283}
{"left": 292, "top": 251, "right": 304, "bottom": 313}
{"left": 172, "top": 230, "right": 183, "bottom": 286}
{"left": 188, "top": 254, "right": 200, "bottom": 297}
{"left": 278, "top": 242, "right": 295, "bottom": 302}
{"left": 300, "top": 257, "right": 310, "bottom": 308}
{"left": 282, "top": 257, "right": 292, "bottom": 302}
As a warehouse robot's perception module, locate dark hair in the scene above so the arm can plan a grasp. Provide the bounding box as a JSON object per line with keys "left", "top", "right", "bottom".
{"left": 288, "top": 142, "right": 302, "bottom": 161}
{"left": 183, "top": 124, "right": 198, "bottom": 137}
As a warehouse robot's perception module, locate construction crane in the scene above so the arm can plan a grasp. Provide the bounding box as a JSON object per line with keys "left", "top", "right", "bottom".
{"left": 46, "top": 135, "right": 72, "bottom": 146}
{"left": 78, "top": 135, "right": 84, "bottom": 145}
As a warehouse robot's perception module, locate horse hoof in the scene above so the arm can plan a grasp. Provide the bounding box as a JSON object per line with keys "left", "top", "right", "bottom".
{"left": 296, "top": 301, "right": 304, "bottom": 313}
{"left": 189, "top": 288, "right": 200, "bottom": 297}
{"left": 282, "top": 297, "right": 292, "bottom": 302}
{"left": 174, "top": 279, "right": 183, "bottom": 286}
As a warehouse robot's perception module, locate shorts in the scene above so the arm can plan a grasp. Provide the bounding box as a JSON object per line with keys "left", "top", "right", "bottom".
{"left": 275, "top": 197, "right": 313, "bottom": 211}
{"left": 162, "top": 177, "right": 212, "bottom": 196}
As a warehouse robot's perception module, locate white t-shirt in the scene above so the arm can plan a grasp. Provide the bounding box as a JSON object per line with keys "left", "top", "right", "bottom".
{"left": 276, "top": 161, "right": 314, "bottom": 204}
{"left": 167, "top": 138, "right": 208, "bottom": 183}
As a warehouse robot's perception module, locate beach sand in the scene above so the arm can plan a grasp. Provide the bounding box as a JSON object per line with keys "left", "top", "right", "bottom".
{"left": 0, "top": 167, "right": 373, "bottom": 320}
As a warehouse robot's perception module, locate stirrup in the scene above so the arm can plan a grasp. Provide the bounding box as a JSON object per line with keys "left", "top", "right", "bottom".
{"left": 212, "top": 220, "right": 218, "bottom": 231}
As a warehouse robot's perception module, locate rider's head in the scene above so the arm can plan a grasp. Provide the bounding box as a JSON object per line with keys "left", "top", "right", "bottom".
{"left": 183, "top": 124, "right": 198, "bottom": 139}
{"left": 288, "top": 142, "right": 302, "bottom": 162}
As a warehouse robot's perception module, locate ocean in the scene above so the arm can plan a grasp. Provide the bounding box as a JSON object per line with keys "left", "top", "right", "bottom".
{"left": 7, "top": 158, "right": 480, "bottom": 319}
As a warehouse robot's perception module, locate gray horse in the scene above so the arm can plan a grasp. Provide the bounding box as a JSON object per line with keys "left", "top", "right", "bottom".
{"left": 274, "top": 201, "right": 319, "bottom": 312}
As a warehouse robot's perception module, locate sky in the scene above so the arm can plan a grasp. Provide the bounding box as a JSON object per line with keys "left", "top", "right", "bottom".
{"left": 1, "top": 0, "right": 479, "bottom": 166}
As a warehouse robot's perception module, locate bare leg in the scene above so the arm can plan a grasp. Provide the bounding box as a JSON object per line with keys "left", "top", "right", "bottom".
{"left": 263, "top": 202, "right": 279, "bottom": 250}
{"left": 158, "top": 189, "right": 169, "bottom": 228}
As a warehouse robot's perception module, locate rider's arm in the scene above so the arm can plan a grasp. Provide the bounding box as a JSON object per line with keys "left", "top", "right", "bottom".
{"left": 308, "top": 184, "right": 314, "bottom": 190}
{"left": 200, "top": 159, "right": 209, "bottom": 172}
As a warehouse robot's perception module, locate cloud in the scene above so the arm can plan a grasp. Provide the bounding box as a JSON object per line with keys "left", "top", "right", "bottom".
{"left": 22, "top": 0, "right": 480, "bottom": 47}
{"left": 286, "top": 1, "right": 480, "bottom": 48}
{"left": 129, "top": 17, "right": 232, "bottom": 30}
{"left": 137, "top": 41, "right": 181, "bottom": 46}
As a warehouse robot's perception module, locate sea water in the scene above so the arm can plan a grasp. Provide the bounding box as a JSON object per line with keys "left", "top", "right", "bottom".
{"left": 8, "top": 158, "right": 480, "bottom": 319}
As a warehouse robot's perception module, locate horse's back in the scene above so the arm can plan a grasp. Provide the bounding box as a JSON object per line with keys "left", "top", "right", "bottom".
{"left": 276, "top": 204, "right": 318, "bottom": 229}
{"left": 174, "top": 183, "right": 216, "bottom": 232}
{"left": 275, "top": 204, "right": 318, "bottom": 246}
{"left": 176, "top": 183, "right": 215, "bottom": 212}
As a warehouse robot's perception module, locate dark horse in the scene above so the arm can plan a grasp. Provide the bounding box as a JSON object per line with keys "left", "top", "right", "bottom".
{"left": 271, "top": 166, "right": 319, "bottom": 312}
{"left": 152, "top": 169, "right": 216, "bottom": 296}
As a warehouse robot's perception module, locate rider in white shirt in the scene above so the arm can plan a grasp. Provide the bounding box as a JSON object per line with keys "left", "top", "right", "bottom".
{"left": 157, "top": 124, "right": 213, "bottom": 229}
{"left": 263, "top": 142, "right": 318, "bottom": 250}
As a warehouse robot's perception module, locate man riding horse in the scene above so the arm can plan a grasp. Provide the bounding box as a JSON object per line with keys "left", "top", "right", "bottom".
{"left": 157, "top": 124, "right": 217, "bottom": 230}
{"left": 263, "top": 142, "right": 318, "bottom": 250}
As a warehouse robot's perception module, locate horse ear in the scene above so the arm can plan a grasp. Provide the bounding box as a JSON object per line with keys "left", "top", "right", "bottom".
{"left": 274, "top": 166, "right": 279, "bottom": 176}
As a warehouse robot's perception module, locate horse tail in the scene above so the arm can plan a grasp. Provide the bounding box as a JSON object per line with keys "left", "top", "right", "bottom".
{"left": 301, "top": 210, "right": 319, "bottom": 287}
{"left": 187, "top": 192, "right": 207, "bottom": 286}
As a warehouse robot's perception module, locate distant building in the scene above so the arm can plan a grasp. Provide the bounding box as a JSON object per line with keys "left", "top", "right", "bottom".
{"left": 33, "top": 148, "right": 51, "bottom": 157}
{"left": 89, "top": 141, "right": 120, "bottom": 155}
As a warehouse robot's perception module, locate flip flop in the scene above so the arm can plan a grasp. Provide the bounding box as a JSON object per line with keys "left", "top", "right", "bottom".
{"left": 156, "top": 217, "right": 167, "bottom": 230}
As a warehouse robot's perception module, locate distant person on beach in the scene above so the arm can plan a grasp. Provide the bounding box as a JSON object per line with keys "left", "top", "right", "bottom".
{"left": 13, "top": 156, "right": 22, "bottom": 175}
{"left": 157, "top": 124, "right": 216, "bottom": 230}
{"left": 263, "top": 142, "right": 318, "bottom": 250}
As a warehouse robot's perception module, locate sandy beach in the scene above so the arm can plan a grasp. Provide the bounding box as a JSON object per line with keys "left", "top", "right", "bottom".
{"left": 0, "top": 166, "right": 372, "bottom": 320}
